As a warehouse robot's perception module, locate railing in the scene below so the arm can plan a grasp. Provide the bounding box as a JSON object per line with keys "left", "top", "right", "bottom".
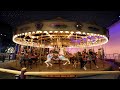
{"left": 105, "top": 53, "right": 120, "bottom": 60}
{"left": 0, "top": 68, "right": 120, "bottom": 79}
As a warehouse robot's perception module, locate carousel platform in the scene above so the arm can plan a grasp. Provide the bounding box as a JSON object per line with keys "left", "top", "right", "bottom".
{"left": 7, "top": 59, "right": 111, "bottom": 72}
{"left": 0, "top": 59, "right": 114, "bottom": 78}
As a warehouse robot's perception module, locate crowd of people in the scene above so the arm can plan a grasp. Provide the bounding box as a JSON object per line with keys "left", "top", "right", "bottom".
{"left": 69, "top": 49, "right": 101, "bottom": 70}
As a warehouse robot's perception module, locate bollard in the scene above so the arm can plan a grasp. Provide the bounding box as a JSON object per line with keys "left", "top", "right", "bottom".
{"left": 20, "top": 68, "right": 27, "bottom": 79}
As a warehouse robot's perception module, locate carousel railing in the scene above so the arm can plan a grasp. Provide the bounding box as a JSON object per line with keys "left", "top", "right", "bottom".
{"left": 0, "top": 67, "right": 120, "bottom": 79}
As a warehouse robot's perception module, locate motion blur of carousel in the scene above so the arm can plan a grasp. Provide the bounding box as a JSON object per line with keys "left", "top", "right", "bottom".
{"left": 10, "top": 17, "right": 110, "bottom": 72}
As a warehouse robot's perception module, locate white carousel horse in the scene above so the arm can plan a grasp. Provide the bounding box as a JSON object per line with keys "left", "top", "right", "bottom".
{"left": 44, "top": 53, "right": 53, "bottom": 67}
{"left": 58, "top": 55, "right": 70, "bottom": 65}
{"left": 44, "top": 52, "right": 71, "bottom": 67}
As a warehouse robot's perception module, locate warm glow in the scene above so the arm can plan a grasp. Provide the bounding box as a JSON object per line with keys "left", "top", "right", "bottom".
{"left": 60, "top": 31, "right": 63, "bottom": 33}
{"left": 82, "top": 32, "right": 86, "bottom": 34}
{"left": 25, "top": 33, "right": 28, "bottom": 35}
{"left": 49, "top": 31, "right": 53, "bottom": 33}
{"left": 70, "top": 32, "right": 74, "bottom": 34}
{"left": 12, "top": 30, "right": 109, "bottom": 48}
{"left": 43, "top": 31, "right": 47, "bottom": 33}
{"left": 54, "top": 31, "right": 58, "bottom": 33}
{"left": 32, "top": 32, "right": 35, "bottom": 34}
{"left": 65, "top": 31, "right": 69, "bottom": 33}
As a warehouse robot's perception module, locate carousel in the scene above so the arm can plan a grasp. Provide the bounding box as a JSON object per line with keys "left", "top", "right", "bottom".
{"left": 9, "top": 17, "right": 111, "bottom": 76}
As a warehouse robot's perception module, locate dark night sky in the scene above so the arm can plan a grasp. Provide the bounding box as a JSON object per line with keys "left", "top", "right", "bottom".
{"left": 0, "top": 11, "right": 120, "bottom": 28}
{"left": 0, "top": 11, "right": 120, "bottom": 47}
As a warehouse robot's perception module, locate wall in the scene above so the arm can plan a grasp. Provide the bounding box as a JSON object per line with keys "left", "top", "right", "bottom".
{"left": 105, "top": 20, "right": 120, "bottom": 55}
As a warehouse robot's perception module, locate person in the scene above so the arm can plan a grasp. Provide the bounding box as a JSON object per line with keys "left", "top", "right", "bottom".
{"left": 44, "top": 52, "right": 53, "bottom": 67}
{"left": 81, "top": 50, "right": 88, "bottom": 70}
{"left": 98, "top": 48, "right": 102, "bottom": 60}
{"left": 1, "top": 54, "right": 5, "bottom": 62}
{"left": 88, "top": 49, "right": 99, "bottom": 69}
{"left": 101, "top": 48, "right": 105, "bottom": 60}
{"left": 59, "top": 47, "right": 65, "bottom": 55}
{"left": 19, "top": 52, "right": 25, "bottom": 67}
{"left": 8, "top": 54, "right": 11, "bottom": 61}
{"left": 78, "top": 52, "right": 83, "bottom": 69}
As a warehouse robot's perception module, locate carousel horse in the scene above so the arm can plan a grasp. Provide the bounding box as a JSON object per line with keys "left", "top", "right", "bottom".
{"left": 58, "top": 55, "right": 70, "bottom": 65}
{"left": 44, "top": 54, "right": 70, "bottom": 67}
{"left": 44, "top": 53, "right": 53, "bottom": 67}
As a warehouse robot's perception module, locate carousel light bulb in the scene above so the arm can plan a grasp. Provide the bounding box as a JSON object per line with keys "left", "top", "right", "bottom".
{"left": 49, "top": 31, "right": 53, "bottom": 33}
{"left": 60, "top": 31, "right": 63, "bottom": 33}
{"left": 28, "top": 32, "right": 31, "bottom": 34}
{"left": 25, "top": 33, "right": 28, "bottom": 35}
{"left": 70, "top": 31, "right": 74, "bottom": 34}
{"left": 87, "top": 33, "right": 90, "bottom": 35}
{"left": 17, "top": 34, "right": 20, "bottom": 36}
{"left": 97, "top": 34, "right": 100, "bottom": 36}
{"left": 32, "top": 32, "right": 35, "bottom": 34}
{"left": 22, "top": 33, "right": 24, "bottom": 35}
{"left": 76, "top": 31, "right": 81, "bottom": 34}
{"left": 14, "top": 35, "right": 17, "bottom": 37}
{"left": 65, "top": 31, "right": 69, "bottom": 33}
{"left": 19, "top": 34, "right": 22, "bottom": 36}
{"left": 54, "top": 31, "right": 58, "bottom": 33}
{"left": 91, "top": 33, "right": 93, "bottom": 36}
{"left": 44, "top": 31, "right": 48, "bottom": 33}
{"left": 39, "top": 31, "right": 42, "bottom": 33}
{"left": 36, "top": 31, "right": 40, "bottom": 34}
{"left": 83, "top": 32, "right": 86, "bottom": 34}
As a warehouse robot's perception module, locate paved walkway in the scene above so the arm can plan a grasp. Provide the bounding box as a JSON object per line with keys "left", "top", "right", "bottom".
{"left": 0, "top": 59, "right": 120, "bottom": 79}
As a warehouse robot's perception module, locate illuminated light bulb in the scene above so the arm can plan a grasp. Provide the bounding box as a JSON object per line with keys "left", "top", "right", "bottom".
{"left": 28, "top": 32, "right": 31, "bottom": 34}
{"left": 22, "top": 33, "right": 24, "bottom": 35}
{"left": 39, "top": 31, "right": 42, "bottom": 33}
{"left": 102, "top": 35, "right": 105, "bottom": 37}
{"left": 25, "top": 33, "right": 28, "bottom": 35}
{"left": 65, "top": 31, "right": 69, "bottom": 33}
{"left": 97, "top": 34, "right": 100, "bottom": 36}
{"left": 49, "top": 31, "right": 53, "bottom": 33}
{"left": 54, "top": 31, "right": 58, "bottom": 33}
{"left": 70, "top": 31, "right": 74, "bottom": 34}
{"left": 90, "top": 33, "right": 93, "bottom": 36}
{"left": 76, "top": 31, "right": 81, "bottom": 34}
{"left": 17, "top": 34, "right": 20, "bottom": 36}
{"left": 87, "top": 33, "right": 90, "bottom": 35}
{"left": 32, "top": 31, "right": 35, "bottom": 34}
{"left": 36, "top": 31, "right": 40, "bottom": 33}
{"left": 44, "top": 31, "right": 48, "bottom": 33}
{"left": 83, "top": 32, "right": 86, "bottom": 34}
{"left": 14, "top": 35, "right": 17, "bottom": 37}
{"left": 60, "top": 31, "right": 63, "bottom": 33}
{"left": 19, "top": 34, "right": 22, "bottom": 36}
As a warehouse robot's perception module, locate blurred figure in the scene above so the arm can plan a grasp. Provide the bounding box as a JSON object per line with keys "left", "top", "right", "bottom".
{"left": 44, "top": 52, "right": 53, "bottom": 67}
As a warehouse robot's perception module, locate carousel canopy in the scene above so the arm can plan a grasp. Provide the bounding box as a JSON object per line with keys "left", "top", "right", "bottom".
{"left": 13, "top": 17, "right": 109, "bottom": 48}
